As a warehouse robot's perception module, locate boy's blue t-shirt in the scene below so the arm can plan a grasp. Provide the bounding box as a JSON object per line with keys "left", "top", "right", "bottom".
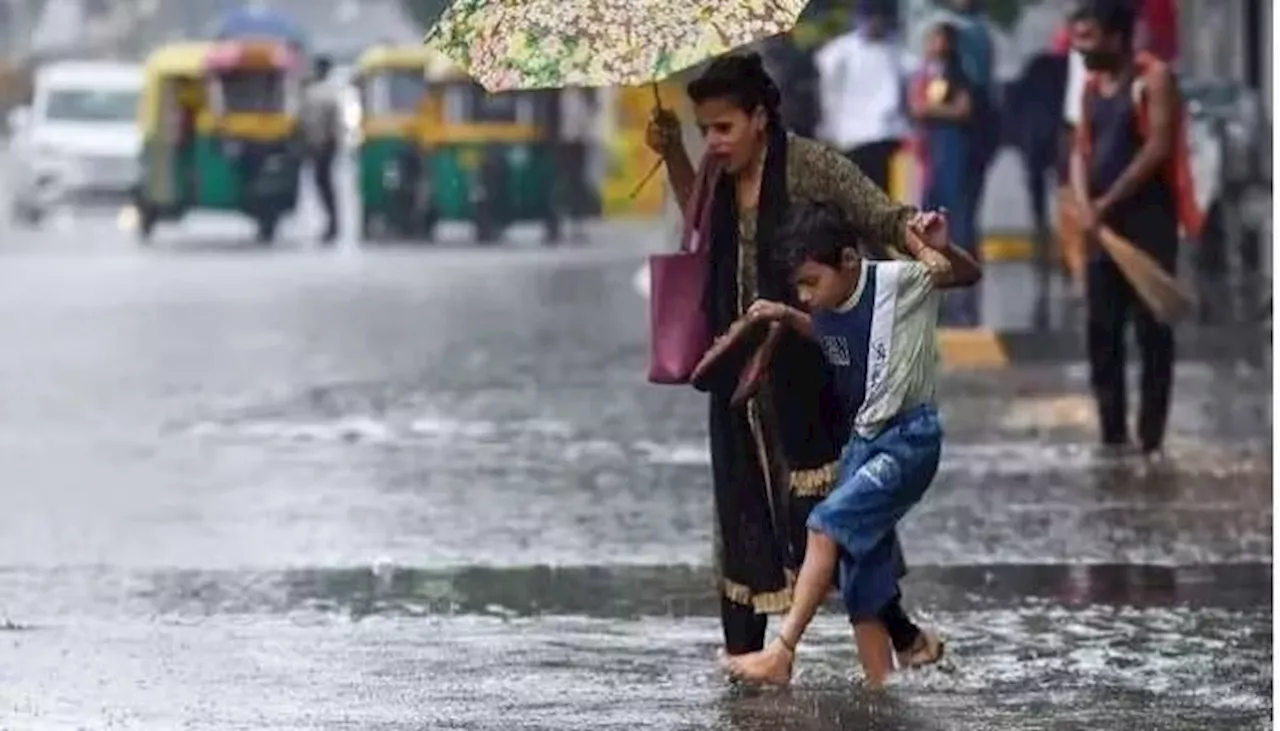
{"left": 811, "top": 260, "right": 942, "bottom": 438}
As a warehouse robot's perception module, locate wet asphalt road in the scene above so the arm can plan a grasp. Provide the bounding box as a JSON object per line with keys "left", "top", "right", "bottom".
{"left": 0, "top": 174, "right": 1271, "bottom": 729}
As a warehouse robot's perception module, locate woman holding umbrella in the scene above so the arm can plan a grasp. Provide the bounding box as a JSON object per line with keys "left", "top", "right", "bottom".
{"left": 424, "top": 0, "right": 945, "bottom": 675}
{"left": 645, "top": 52, "right": 944, "bottom": 671}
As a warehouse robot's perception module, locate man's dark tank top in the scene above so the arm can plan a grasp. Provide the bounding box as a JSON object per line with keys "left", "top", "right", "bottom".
{"left": 1085, "top": 73, "right": 1177, "bottom": 255}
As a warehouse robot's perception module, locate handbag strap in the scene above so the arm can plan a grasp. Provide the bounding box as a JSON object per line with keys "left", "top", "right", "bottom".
{"left": 679, "top": 156, "right": 722, "bottom": 254}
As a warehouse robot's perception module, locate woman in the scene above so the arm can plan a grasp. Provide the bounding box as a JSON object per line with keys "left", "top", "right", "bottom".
{"left": 912, "top": 22, "right": 977, "bottom": 326}
{"left": 645, "top": 52, "right": 942, "bottom": 669}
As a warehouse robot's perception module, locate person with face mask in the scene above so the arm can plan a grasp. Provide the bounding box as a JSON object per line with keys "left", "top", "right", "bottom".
{"left": 644, "top": 52, "right": 947, "bottom": 673}
{"left": 1069, "top": 0, "right": 1201, "bottom": 460}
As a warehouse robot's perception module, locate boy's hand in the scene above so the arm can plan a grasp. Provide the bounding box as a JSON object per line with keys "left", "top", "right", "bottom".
{"left": 909, "top": 209, "right": 950, "bottom": 251}
{"left": 746, "top": 299, "right": 790, "bottom": 324}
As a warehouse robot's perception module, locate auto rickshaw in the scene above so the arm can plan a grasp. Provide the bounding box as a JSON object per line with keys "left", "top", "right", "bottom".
{"left": 420, "top": 63, "right": 561, "bottom": 245}
{"left": 134, "top": 40, "right": 304, "bottom": 244}
{"left": 352, "top": 45, "right": 439, "bottom": 241}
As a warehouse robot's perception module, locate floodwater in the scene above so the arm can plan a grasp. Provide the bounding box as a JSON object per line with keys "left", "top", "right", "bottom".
{"left": 0, "top": 192, "right": 1270, "bottom": 729}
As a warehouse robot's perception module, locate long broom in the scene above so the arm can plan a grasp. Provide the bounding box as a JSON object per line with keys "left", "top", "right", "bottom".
{"left": 1056, "top": 191, "right": 1194, "bottom": 325}
{"left": 1096, "top": 226, "right": 1194, "bottom": 324}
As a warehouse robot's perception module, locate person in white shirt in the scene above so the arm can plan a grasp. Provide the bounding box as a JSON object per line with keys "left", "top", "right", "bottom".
{"left": 813, "top": 1, "right": 909, "bottom": 192}
{"left": 301, "top": 55, "right": 342, "bottom": 244}
{"left": 556, "top": 87, "right": 597, "bottom": 241}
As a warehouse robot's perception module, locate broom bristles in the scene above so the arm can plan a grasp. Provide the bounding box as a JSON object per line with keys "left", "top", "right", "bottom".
{"left": 1097, "top": 227, "right": 1195, "bottom": 324}
{"left": 1054, "top": 191, "right": 1193, "bottom": 323}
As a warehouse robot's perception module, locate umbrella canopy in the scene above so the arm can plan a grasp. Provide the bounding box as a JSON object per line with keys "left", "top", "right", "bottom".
{"left": 424, "top": 0, "right": 809, "bottom": 91}
{"left": 216, "top": 6, "right": 307, "bottom": 48}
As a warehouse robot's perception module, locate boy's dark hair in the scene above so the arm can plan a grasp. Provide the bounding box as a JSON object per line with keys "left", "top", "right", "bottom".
{"left": 776, "top": 201, "right": 863, "bottom": 271}
{"left": 686, "top": 52, "right": 782, "bottom": 124}
{"left": 1070, "top": 0, "right": 1137, "bottom": 43}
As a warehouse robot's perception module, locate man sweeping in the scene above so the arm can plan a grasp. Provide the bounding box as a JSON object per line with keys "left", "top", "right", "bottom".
{"left": 1069, "top": 0, "right": 1200, "bottom": 460}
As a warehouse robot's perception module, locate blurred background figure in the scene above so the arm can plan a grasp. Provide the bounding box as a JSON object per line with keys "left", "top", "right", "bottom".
{"left": 930, "top": 0, "right": 998, "bottom": 281}
{"left": 910, "top": 21, "right": 977, "bottom": 325}
{"left": 555, "top": 86, "right": 599, "bottom": 243}
{"left": 813, "top": 0, "right": 909, "bottom": 192}
{"left": 301, "top": 53, "right": 341, "bottom": 244}
{"left": 1134, "top": 0, "right": 1179, "bottom": 62}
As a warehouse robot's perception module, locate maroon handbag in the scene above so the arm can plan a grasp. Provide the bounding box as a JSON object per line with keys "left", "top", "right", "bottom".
{"left": 647, "top": 157, "right": 722, "bottom": 384}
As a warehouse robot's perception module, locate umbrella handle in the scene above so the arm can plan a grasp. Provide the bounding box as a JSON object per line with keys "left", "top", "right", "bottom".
{"left": 629, "top": 158, "right": 664, "bottom": 200}
{"left": 636, "top": 79, "right": 667, "bottom": 199}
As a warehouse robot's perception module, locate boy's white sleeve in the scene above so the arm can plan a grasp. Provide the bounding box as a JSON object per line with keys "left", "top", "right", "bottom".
{"left": 894, "top": 261, "right": 939, "bottom": 314}
{"left": 898, "top": 261, "right": 935, "bottom": 296}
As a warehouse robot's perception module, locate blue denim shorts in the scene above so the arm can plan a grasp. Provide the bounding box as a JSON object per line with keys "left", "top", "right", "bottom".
{"left": 806, "top": 404, "right": 943, "bottom": 618}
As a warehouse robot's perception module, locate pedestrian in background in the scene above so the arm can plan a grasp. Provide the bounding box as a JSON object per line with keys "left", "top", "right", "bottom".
{"left": 911, "top": 22, "right": 977, "bottom": 326}
{"left": 557, "top": 87, "right": 598, "bottom": 243}
{"left": 301, "top": 54, "right": 341, "bottom": 244}
{"left": 813, "top": 0, "right": 909, "bottom": 193}
{"left": 934, "top": 0, "right": 998, "bottom": 280}
{"left": 1070, "top": 0, "right": 1186, "bottom": 459}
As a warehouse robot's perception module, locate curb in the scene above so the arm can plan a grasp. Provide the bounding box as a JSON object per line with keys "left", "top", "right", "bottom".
{"left": 981, "top": 233, "right": 1036, "bottom": 263}
{"left": 939, "top": 326, "right": 1270, "bottom": 369}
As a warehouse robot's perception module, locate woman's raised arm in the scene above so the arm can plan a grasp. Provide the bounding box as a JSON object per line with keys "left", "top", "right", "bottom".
{"left": 796, "top": 139, "right": 915, "bottom": 260}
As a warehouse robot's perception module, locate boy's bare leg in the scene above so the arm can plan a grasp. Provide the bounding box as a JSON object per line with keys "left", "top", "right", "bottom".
{"left": 721, "top": 530, "right": 839, "bottom": 684}
{"left": 853, "top": 620, "right": 895, "bottom": 686}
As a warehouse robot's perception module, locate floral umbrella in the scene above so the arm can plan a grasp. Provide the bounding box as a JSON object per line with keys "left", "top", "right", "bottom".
{"left": 423, "top": 0, "right": 810, "bottom": 92}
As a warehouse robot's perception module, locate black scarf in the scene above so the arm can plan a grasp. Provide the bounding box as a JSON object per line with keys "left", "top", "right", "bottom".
{"left": 701, "top": 123, "right": 846, "bottom": 472}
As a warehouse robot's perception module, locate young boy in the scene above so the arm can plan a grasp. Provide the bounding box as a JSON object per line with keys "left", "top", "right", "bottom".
{"left": 722, "top": 202, "right": 981, "bottom": 686}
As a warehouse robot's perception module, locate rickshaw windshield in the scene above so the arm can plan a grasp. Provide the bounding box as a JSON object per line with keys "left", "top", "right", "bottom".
{"left": 447, "top": 83, "right": 520, "bottom": 124}
{"left": 361, "top": 70, "right": 427, "bottom": 115}
{"left": 214, "top": 69, "right": 286, "bottom": 113}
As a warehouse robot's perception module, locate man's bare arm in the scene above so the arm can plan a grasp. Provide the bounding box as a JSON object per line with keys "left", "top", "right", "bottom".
{"left": 1097, "top": 67, "right": 1176, "bottom": 211}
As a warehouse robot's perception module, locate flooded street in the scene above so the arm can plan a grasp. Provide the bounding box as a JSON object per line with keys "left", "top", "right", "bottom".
{"left": 0, "top": 196, "right": 1270, "bottom": 728}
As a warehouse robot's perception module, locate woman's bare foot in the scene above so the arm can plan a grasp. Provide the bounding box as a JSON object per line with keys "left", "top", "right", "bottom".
{"left": 721, "top": 638, "right": 794, "bottom": 685}
{"left": 896, "top": 630, "right": 945, "bottom": 670}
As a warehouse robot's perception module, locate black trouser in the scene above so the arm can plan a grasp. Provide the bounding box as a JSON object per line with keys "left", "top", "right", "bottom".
{"left": 557, "top": 141, "right": 593, "bottom": 220}
{"left": 1086, "top": 251, "right": 1176, "bottom": 451}
{"left": 721, "top": 591, "right": 921, "bottom": 655}
{"left": 847, "top": 139, "right": 900, "bottom": 193}
{"left": 311, "top": 146, "right": 338, "bottom": 237}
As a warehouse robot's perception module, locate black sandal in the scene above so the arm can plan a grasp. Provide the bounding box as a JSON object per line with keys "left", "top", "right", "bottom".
{"left": 898, "top": 631, "right": 945, "bottom": 669}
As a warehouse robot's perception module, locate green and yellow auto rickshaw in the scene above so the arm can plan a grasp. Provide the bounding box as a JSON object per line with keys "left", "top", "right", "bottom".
{"left": 134, "top": 40, "right": 304, "bottom": 244}
{"left": 420, "top": 63, "right": 561, "bottom": 244}
{"left": 352, "top": 45, "right": 440, "bottom": 240}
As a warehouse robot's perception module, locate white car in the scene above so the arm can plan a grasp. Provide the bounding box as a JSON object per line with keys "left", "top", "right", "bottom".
{"left": 7, "top": 60, "right": 144, "bottom": 226}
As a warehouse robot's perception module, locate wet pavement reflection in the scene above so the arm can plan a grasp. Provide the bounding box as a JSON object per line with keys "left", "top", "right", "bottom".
{"left": 0, "top": 215, "right": 1270, "bottom": 729}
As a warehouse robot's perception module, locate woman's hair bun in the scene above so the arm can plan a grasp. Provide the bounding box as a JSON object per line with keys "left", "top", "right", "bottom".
{"left": 687, "top": 50, "right": 782, "bottom": 118}
{"left": 740, "top": 51, "right": 765, "bottom": 73}
{"left": 740, "top": 52, "right": 781, "bottom": 110}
